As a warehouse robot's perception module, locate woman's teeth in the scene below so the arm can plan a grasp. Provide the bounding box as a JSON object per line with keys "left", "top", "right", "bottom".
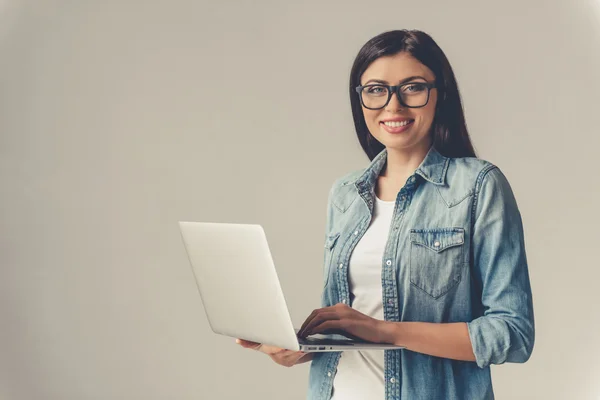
{"left": 382, "top": 120, "right": 412, "bottom": 127}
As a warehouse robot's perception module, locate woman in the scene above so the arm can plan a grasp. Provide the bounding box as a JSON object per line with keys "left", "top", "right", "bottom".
{"left": 238, "top": 29, "right": 535, "bottom": 400}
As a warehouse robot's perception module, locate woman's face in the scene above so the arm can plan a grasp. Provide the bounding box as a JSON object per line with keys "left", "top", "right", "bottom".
{"left": 359, "top": 52, "right": 438, "bottom": 153}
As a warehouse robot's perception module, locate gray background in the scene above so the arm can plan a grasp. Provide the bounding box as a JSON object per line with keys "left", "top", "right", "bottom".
{"left": 1, "top": 0, "right": 599, "bottom": 399}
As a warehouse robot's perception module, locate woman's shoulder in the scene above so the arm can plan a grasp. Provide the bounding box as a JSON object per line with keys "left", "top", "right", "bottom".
{"left": 326, "top": 169, "right": 363, "bottom": 200}
{"left": 446, "top": 156, "right": 519, "bottom": 208}
{"left": 331, "top": 169, "right": 364, "bottom": 188}
{"left": 448, "top": 155, "right": 497, "bottom": 174}
{"left": 446, "top": 155, "right": 506, "bottom": 186}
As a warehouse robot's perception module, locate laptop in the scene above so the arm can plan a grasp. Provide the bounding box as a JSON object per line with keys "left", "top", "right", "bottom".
{"left": 178, "top": 221, "right": 404, "bottom": 352}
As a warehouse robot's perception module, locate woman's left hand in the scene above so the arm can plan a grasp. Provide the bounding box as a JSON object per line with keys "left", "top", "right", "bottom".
{"left": 297, "top": 303, "right": 392, "bottom": 343}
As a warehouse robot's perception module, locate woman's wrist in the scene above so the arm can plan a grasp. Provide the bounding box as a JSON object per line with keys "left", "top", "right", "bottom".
{"left": 378, "top": 320, "right": 402, "bottom": 345}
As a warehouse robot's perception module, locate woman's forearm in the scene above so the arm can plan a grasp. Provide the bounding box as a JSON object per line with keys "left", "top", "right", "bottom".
{"left": 381, "top": 321, "right": 476, "bottom": 362}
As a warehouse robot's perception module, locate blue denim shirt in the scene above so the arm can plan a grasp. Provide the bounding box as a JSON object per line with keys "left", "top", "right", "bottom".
{"left": 307, "top": 146, "right": 535, "bottom": 400}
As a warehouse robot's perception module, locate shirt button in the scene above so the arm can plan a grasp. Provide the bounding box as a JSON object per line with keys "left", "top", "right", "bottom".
{"left": 386, "top": 260, "right": 392, "bottom": 266}
{"left": 390, "top": 377, "right": 396, "bottom": 383}
{"left": 434, "top": 241, "right": 440, "bottom": 248}
{"left": 339, "top": 263, "right": 343, "bottom": 269}
{"left": 388, "top": 299, "right": 394, "bottom": 305}
{"left": 409, "top": 176, "right": 415, "bottom": 182}
{"left": 354, "top": 230, "right": 358, "bottom": 235}
{"left": 328, "top": 371, "right": 332, "bottom": 377}
{"left": 401, "top": 195, "right": 406, "bottom": 201}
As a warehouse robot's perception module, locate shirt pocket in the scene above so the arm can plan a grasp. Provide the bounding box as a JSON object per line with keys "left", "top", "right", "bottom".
{"left": 409, "top": 228, "right": 465, "bottom": 299}
{"left": 323, "top": 232, "right": 341, "bottom": 287}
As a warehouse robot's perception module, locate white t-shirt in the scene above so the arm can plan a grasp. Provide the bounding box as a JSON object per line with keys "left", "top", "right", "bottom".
{"left": 330, "top": 195, "right": 395, "bottom": 400}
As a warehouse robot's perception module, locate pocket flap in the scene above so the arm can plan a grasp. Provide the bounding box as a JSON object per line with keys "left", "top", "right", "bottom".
{"left": 324, "top": 232, "right": 341, "bottom": 250}
{"left": 410, "top": 228, "right": 464, "bottom": 252}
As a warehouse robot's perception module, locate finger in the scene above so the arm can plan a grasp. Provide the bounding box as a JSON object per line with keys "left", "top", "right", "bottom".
{"left": 299, "top": 311, "right": 340, "bottom": 337}
{"left": 298, "top": 306, "right": 339, "bottom": 336}
{"left": 276, "top": 349, "right": 301, "bottom": 358}
{"left": 307, "top": 320, "right": 365, "bottom": 341}
{"left": 306, "top": 319, "right": 348, "bottom": 336}
{"left": 237, "top": 338, "right": 255, "bottom": 343}
{"left": 264, "top": 346, "right": 286, "bottom": 355}
{"left": 256, "top": 344, "right": 288, "bottom": 355}
{"left": 236, "top": 338, "right": 255, "bottom": 346}
{"left": 298, "top": 309, "right": 321, "bottom": 336}
{"left": 236, "top": 339, "right": 262, "bottom": 350}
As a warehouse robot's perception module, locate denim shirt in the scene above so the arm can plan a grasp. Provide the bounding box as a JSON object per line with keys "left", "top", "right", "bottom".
{"left": 307, "top": 146, "right": 535, "bottom": 400}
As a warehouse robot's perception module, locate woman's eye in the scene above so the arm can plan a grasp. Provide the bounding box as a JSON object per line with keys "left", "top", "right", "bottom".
{"left": 366, "top": 86, "right": 386, "bottom": 94}
{"left": 403, "top": 83, "right": 426, "bottom": 93}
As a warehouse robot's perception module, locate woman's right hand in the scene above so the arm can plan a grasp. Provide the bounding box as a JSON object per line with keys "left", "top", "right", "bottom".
{"left": 236, "top": 338, "right": 314, "bottom": 367}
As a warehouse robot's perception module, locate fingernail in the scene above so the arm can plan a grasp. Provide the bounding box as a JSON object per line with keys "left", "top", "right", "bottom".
{"left": 236, "top": 339, "right": 240, "bottom": 344}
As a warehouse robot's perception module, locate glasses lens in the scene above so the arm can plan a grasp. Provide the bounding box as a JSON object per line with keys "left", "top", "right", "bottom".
{"left": 360, "top": 83, "right": 430, "bottom": 109}
{"left": 360, "top": 85, "right": 390, "bottom": 109}
{"left": 400, "top": 83, "right": 429, "bottom": 107}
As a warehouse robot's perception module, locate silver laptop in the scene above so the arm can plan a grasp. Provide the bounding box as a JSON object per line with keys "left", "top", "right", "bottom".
{"left": 178, "top": 221, "right": 403, "bottom": 352}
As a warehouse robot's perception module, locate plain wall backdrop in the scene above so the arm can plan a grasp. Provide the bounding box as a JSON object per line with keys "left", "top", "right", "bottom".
{"left": 1, "top": 0, "right": 600, "bottom": 399}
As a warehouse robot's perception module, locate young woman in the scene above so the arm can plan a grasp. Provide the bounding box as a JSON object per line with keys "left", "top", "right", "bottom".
{"left": 238, "top": 29, "right": 534, "bottom": 400}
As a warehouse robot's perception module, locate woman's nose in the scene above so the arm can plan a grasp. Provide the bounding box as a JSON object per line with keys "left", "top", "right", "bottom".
{"left": 385, "top": 90, "right": 404, "bottom": 112}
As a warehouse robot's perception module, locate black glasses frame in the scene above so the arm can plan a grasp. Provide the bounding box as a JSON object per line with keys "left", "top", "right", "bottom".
{"left": 355, "top": 82, "right": 437, "bottom": 110}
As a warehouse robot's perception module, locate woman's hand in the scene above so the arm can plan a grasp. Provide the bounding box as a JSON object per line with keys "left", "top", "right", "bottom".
{"left": 297, "top": 303, "right": 391, "bottom": 343}
{"left": 236, "top": 339, "right": 314, "bottom": 367}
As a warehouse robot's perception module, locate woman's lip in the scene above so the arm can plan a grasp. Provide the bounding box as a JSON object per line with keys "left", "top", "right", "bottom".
{"left": 380, "top": 120, "right": 414, "bottom": 133}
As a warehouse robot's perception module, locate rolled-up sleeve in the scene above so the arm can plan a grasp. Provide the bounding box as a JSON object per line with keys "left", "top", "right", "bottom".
{"left": 467, "top": 166, "right": 535, "bottom": 369}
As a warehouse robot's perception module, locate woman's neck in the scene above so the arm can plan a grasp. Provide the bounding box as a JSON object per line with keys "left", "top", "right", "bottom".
{"left": 381, "top": 142, "right": 431, "bottom": 184}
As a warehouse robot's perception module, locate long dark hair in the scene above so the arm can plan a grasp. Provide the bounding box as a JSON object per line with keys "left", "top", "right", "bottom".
{"left": 349, "top": 29, "right": 477, "bottom": 160}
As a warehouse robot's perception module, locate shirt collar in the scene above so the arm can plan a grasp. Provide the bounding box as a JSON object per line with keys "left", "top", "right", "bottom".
{"left": 354, "top": 146, "right": 449, "bottom": 194}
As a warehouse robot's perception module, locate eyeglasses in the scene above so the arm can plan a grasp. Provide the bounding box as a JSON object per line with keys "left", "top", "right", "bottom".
{"left": 355, "top": 81, "right": 436, "bottom": 110}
